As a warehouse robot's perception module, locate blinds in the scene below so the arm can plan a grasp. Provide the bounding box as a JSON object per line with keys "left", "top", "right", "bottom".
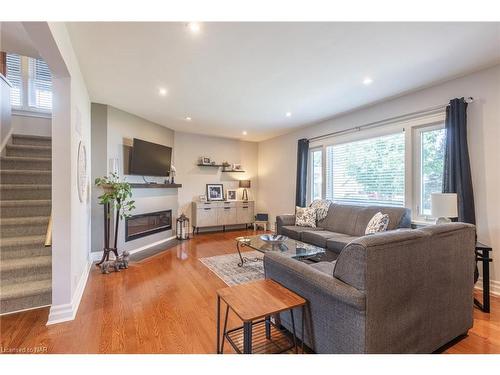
{"left": 6, "top": 54, "right": 22, "bottom": 107}
{"left": 28, "top": 57, "right": 52, "bottom": 110}
{"left": 325, "top": 132, "right": 405, "bottom": 207}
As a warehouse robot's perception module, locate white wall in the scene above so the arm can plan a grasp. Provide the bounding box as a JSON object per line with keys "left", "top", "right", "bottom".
{"left": 258, "top": 64, "right": 500, "bottom": 287}
{"left": 11, "top": 113, "right": 51, "bottom": 136}
{"left": 106, "top": 105, "right": 177, "bottom": 253}
{"left": 23, "top": 22, "right": 92, "bottom": 324}
{"left": 174, "top": 131, "right": 259, "bottom": 229}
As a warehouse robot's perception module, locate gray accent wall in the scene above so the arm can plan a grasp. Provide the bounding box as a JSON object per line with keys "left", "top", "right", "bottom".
{"left": 90, "top": 103, "right": 108, "bottom": 253}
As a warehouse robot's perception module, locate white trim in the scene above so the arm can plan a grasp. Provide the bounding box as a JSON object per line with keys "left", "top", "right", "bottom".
{"left": 0, "top": 303, "right": 51, "bottom": 317}
{"left": 475, "top": 277, "right": 500, "bottom": 297}
{"left": 12, "top": 108, "right": 52, "bottom": 119}
{"left": 89, "top": 235, "right": 177, "bottom": 262}
{"left": 46, "top": 259, "right": 92, "bottom": 325}
{"left": 0, "top": 127, "right": 13, "bottom": 152}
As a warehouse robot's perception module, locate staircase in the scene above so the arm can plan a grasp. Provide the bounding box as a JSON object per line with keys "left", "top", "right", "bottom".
{"left": 0, "top": 134, "right": 52, "bottom": 314}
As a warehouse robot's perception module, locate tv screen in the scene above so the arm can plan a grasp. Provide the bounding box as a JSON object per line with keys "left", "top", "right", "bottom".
{"left": 129, "top": 138, "right": 172, "bottom": 177}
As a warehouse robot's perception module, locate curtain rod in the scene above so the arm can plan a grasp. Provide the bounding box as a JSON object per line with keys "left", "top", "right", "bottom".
{"left": 308, "top": 97, "right": 475, "bottom": 142}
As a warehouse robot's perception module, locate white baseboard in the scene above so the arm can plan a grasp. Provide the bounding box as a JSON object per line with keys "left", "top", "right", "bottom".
{"left": 89, "top": 235, "right": 177, "bottom": 262}
{"left": 475, "top": 277, "right": 500, "bottom": 297}
{"left": 46, "top": 259, "right": 92, "bottom": 325}
{"left": 0, "top": 128, "right": 13, "bottom": 153}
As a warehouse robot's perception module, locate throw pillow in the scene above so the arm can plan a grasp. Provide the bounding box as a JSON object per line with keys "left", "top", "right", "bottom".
{"left": 295, "top": 206, "right": 317, "bottom": 227}
{"left": 365, "top": 212, "right": 390, "bottom": 235}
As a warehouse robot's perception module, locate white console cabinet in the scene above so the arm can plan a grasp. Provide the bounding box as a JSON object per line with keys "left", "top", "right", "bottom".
{"left": 192, "top": 200, "right": 255, "bottom": 233}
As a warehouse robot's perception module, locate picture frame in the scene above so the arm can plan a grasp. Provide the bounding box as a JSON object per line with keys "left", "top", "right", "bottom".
{"left": 226, "top": 189, "right": 237, "bottom": 201}
{"left": 200, "top": 156, "right": 211, "bottom": 165}
{"left": 199, "top": 195, "right": 207, "bottom": 202}
{"left": 206, "top": 184, "right": 224, "bottom": 201}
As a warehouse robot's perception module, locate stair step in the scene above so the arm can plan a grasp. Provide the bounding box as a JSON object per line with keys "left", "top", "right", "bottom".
{"left": 0, "top": 279, "right": 51, "bottom": 315}
{"left": 0, "top": 216, "right": 49, "bottom": 238}
{"left": 0, "top": 234, "right": 46, "bottom": 248}
{"left": 0, "top": 255, "right": 52, "bottom": 282}
{"left": 12, "top": 134, "right": 52, "bottom": 147}
{"left": 5, "top": 144, "right": 51, "bottom": 158}
{"left": 0, "top": 156, "right": 51, "bottom": 171}
{"left": 0, "top": 184, "right": 51, "bottom": 200}
{"left": 0, "top": 170, "right": 51, "bottom": 185}
{"left": 0, "top": 200, "right": 51, "bottom": 218}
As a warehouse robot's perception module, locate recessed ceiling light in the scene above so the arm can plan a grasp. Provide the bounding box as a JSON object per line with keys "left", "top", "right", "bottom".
{"left": 242, "top": 131, "right": 247, "bottom": 135}
{"left": 159, "top": 88, "right": 168, "bottom": 96}
{"left": 363, "top": 77, "right": 373, "bottom": 85}
{"left": 185, "top": 117, "right": 192, "bottom": 121}
{"left": 187, "top": 22, "right": 201, "bottom": 33}
{"left": 285, "top": 112, "right": 292, "bottom": 117}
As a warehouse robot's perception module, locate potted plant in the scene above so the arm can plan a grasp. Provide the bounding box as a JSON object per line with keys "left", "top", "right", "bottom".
{"left": 95, "top": 173, "right": 135, "bottom": 265}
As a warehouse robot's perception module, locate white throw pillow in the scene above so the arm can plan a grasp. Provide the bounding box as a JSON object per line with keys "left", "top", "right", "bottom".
{"left": 295, "top": 206, "right": 317, "bottom": 227}
{"left": 365, "top": 212, "right": 390, "bottom": 235}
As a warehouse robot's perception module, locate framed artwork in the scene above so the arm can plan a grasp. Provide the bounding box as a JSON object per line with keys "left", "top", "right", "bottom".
{"left": 200, "top": 156, "right": 211, "bottom": 165}
{"left": 226, "top": 189, "right": 237, "bottom": 201}
{"left": 77, "top": 141, "right": 88, "bottom": 203}
{"left": 206, "top": 184, "right": 224, "bottom": 201}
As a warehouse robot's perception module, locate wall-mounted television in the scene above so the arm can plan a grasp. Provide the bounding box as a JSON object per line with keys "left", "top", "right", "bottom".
{"left": 129, "top": 138, "right": 172, "bottom": 177}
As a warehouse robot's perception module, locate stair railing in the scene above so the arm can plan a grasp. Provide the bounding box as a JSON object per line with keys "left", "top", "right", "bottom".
{"left": 44, "top": 213, "right": 52, "bottom": 247}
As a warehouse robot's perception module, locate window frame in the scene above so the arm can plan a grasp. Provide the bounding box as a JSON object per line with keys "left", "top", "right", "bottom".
{"left": 6, "top": 54, "right": 52, "bottom": 115}
{"left": 412, "top": 121, "right": 446, "bottom": 222}
{"left": 307, "top": 146, "right": 324, "bottom": 204}
{"left": 307, "top": 111, "right": 446, "bottom": 223}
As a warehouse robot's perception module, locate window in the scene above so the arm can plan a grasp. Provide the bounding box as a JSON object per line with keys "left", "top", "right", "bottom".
{"left": 325, "top": 132, "right": 405, "bottom": 207}
{"left": 416, "top": 125, "right": 446, "bottom": 217}
{"left": 310, "top": 149, "right": 322, "bottom": 201}
{"left": 6, "top": 53, "right": 52, "bottom": 112}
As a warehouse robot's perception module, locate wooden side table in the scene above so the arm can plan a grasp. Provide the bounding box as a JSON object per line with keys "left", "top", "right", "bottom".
{"left": 216, "top": 279, "right": 306, "bottom": 354}
{"left": 475, "top": 241, "right": 493, "bottom": 313}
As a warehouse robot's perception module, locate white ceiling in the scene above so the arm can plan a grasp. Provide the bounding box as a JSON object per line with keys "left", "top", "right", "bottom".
{"left": 67, "top": 22, "right": 500, "bottom": 141}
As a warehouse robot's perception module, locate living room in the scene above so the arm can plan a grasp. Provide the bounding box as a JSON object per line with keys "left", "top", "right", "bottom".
{"left": 1, "top": 0, "right": 499, "bottom": 372}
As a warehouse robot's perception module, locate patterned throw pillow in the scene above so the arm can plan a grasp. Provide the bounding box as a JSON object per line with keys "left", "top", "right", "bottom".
{"left": 365, "top": 212, "right": 390, "bottom": 235}
{"left": 295, "top": 206, "right": 317, "bottom": 227}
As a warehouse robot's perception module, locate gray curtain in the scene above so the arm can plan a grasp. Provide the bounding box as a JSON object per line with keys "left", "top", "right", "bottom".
{"left": 296, "top": 138, "right": 309, "bottom": 207}
{"left": 443, "top": 97, "right": 476, "bottom": 224}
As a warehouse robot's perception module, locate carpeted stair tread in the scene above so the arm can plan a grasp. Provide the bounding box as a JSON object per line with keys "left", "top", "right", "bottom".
{"left": 0, "top": 216, "right": 50, "bottom": 226}
{"left": 0, "top": 184, "right": 51, "bottom": 190}
{"left": 0, "top": 169, "right": 51, "bottom": 175}
{"left": 5, "top": 144, "right": 51, "bottom": 152}
{"left": 0, "top": 199, "right": 51, "bottom": 208}
{"left": 0, "top": 156, "right": 51, "bottom": 162}
{"left": 0, "top": 279, "right": 51, "bottom": 301}
{"left": 0, "top": 234, "right": 46, "bottom": 249}
{"left": 12, "top": 134, "right": 51, "bottom": 142}
{"left": 0, "top": 256, "right": 51, "bottom": 272}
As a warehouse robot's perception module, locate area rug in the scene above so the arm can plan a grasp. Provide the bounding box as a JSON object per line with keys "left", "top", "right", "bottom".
{"left": 199, "top": 251, "right": 265, "bottom": 286}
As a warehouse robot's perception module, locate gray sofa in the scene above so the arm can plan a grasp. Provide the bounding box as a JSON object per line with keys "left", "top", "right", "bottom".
{"left": 276, "top": 203, "right": 412, "bottom": 254}
{"left": 264, "top": 223, "right": 476, "bottom": 353}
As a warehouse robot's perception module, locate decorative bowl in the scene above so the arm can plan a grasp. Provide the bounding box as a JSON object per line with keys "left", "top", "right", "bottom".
{"left": 260, "top": 234, "right": 287, "bottom": 245}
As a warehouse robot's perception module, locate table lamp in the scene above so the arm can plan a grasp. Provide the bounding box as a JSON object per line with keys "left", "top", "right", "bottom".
{"left": 431, "top": 193, "right": 458, "bottom": 224}
{"left": 239, "top": 180, "right": 251, "bottom": 201}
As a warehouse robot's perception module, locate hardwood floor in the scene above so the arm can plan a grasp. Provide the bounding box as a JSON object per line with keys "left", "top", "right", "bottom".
{"left": 0, "top": 229, "right": 499, "bottom": 354}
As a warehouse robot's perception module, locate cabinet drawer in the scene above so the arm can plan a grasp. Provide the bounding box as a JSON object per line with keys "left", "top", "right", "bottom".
{"left": 237, "top": 205, "right": 254, "bottom": 224}
{"left": 195, "top": 207, "right": 219, "bottom": 227}
{"left": 237, "top": 201, "right": 255, "bottom": 208}
{"left": 221, "top": 201, "right": 237, "bottom": 208}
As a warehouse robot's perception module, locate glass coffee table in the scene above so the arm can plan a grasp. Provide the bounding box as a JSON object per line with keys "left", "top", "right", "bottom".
{"left": 235, "top": 234, "right": 325, "bottom": 267}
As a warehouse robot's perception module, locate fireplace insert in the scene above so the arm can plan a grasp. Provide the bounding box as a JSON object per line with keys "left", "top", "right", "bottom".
{"left": 125, "top": 209, "right": 172, "bottom": 241}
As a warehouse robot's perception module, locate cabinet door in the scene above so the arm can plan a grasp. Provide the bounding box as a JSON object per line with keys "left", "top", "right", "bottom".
{"left": 219, "top": 206, "right": 237, "bottom": 225}
{"left": 196, "top": 207, "right": 219, "bottom": 227}
{"left": 237, "top": 205, "right": 254, "bottom": 224}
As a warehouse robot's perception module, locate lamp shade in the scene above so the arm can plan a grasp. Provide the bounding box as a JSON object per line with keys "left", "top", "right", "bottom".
{"left": 239, "top": 180, "right": 251, "bottom": 188}
{"left": 431, "top": 193, "right": 458, "bottom": 218}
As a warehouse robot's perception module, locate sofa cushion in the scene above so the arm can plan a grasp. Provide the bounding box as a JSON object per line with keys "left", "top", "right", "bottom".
{"left": 301, "top": 230, "right": 340, "bottom": 248}
{"left": 280, "top": 225, "right": 321, "bottom": 241}
{"left": 354, "top": 206, "right": 411, "bottom": 236}
{"left": 295, "top": 206, "right": 317, "bottom": 227}
{"left": 309, "top": 261, "right": 336, "bottom": 275}
{"left": 326, "top": 233, "right": 358, "bottom": 254}
{"left": 318, "top": 204, "right": 361, "bottom": 235}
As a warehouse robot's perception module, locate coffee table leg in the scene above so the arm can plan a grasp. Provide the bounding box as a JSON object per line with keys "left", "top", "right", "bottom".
{"left": 237, "top": 241, "right": 246, "bottom": 267}
{"left": 216, "top": 296, "right": 220, "bottom": 354}
{"left": 290, "top": 309, "right": 298, "bottom": 354}
{"left": 243, "top": 322, "right": 252, "bottom": 354}
{"left": 265, "top": 316, "right": 271, "bottom": 340}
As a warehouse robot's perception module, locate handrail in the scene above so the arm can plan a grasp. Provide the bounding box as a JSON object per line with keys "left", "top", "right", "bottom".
{"left": 44, "top": 214, "right": 52, "bottom": 247}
